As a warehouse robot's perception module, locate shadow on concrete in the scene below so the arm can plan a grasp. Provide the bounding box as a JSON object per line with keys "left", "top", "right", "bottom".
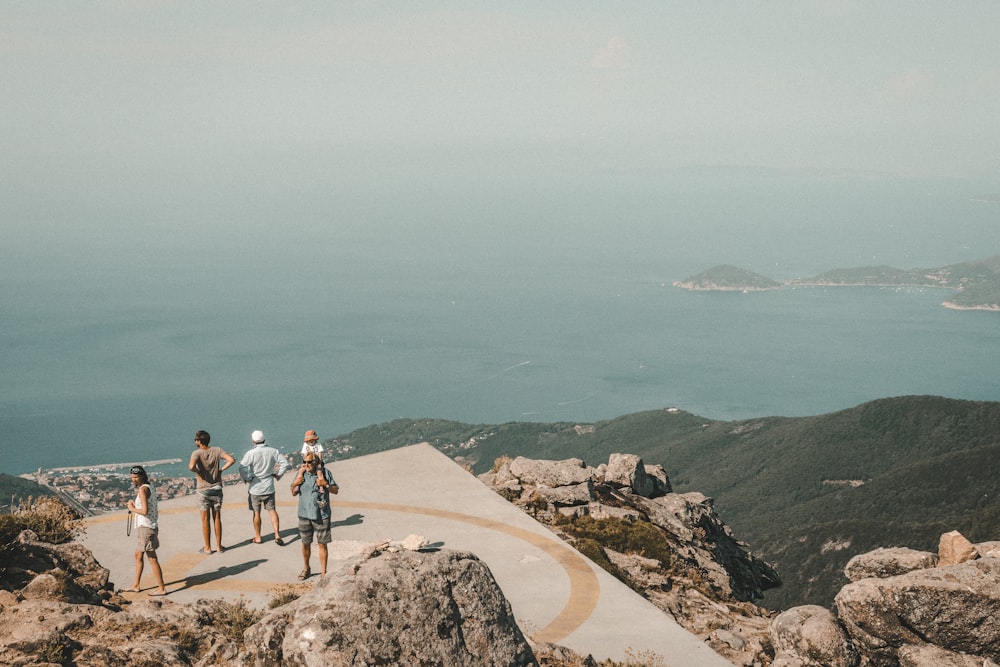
{"left": 332, "top": 513, "right": 364, "bottom": 528}
{"left": 168, "top": 558, "right": 268, "bottom": 591}
{"left": 224, "top": 534, "right": 291, "bottom": 550}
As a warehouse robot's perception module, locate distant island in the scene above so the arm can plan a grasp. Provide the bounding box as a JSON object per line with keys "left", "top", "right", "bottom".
{"left": 674, "top": 255, "right": 1000, "bottom": 311}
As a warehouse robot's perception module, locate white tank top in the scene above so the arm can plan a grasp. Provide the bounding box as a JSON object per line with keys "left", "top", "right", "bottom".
{"left": 135, "top": 483, "right": 158, "bottom": 529}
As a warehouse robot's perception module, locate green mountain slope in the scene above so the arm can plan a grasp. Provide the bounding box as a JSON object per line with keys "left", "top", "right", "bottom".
{"left": 327, "top": 396, "right": 1000, "bottom": 610}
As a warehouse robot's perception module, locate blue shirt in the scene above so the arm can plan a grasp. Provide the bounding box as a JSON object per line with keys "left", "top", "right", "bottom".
{"left": 239, "top": 444, "right": 290, "bottom": 496}
{"left": 296, "top": 467, "right": 335, "bottom": 521}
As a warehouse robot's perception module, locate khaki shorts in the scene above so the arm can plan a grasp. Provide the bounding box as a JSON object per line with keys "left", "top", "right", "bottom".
{"left": 248, "top": 492, "right": 275, "bottom": 513}
{"left": 136, "top": 525, "right": 159, "bottom": 553}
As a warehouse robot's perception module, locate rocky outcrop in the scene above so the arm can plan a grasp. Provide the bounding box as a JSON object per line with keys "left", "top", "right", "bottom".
{"left": 0, "top": 527, "right": 560, "bottom": 666}
{"left": 771, "top": 531, "right": 1000, "bottom": 667}
{"left": 0, "top": 526, "right": 623, "bottom": 667}
{"left": 0, "top": 529, "right": 237, "bottom": 666}
{"left": 237, "top": 549, "right": 537, "bottom": 667}
{"left": 1, "top": 529, "right": 119, "bottom": 607}
{"left": 480, "top": 453, "right": 781, "bottom": 666}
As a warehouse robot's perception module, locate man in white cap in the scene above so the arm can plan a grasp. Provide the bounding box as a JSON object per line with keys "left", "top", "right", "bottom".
{"left": 238, "top": 430, "right": 291, "bottom": 545}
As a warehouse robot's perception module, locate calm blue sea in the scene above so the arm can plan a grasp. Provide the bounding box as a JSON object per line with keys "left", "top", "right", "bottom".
{"left": 3, "top": 170, "right": 999, "bottom": 475}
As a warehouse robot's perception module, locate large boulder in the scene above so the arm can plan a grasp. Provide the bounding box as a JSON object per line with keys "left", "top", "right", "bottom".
{"left": 769, "top": 604, "right": 857, "bottom": 667}
{"left": 844, "top": 547, "right": 938, "bottom": 582}
{"left": 605, "top": 453, "right": 660, "bottom": 498}
{"left": 835, "top": 558, "right": 1000, "bottom": 665}
{"left": 897, "top": 642, "right": 1000, "bottom": 667}
{"left": 504, "top": 457, "right": 595, "bottom": 488}
{"left": 238, "top": 549, "right": 538, "bottom": 667}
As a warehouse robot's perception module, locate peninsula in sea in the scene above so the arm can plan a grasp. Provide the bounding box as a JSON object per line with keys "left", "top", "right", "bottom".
{"left": 674, "top": 255, "right": 1000, "bottom": 311}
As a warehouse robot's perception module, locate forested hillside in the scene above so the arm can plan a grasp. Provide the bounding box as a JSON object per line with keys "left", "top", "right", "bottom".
{"left": 327, "top": 396, "right": 1000, "bottom": 609}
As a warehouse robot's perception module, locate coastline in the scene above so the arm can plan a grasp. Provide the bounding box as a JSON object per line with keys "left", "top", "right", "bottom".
{"left": 42, "top": 458, "right": 183, "bottom": 474}
{"left": 942, "top": 301, "right": 1000, "bottom": 312}
{"left": 677, "top": 282, "right": 998, "bottom": 312}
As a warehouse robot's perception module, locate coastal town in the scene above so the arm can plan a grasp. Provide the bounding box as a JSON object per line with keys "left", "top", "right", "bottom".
{"left": 22, "top": 460, "right": 268, "bottom": 517}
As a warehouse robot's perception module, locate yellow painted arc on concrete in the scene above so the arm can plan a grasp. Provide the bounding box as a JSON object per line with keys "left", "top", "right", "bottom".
{"left": 327, "top": 500, "right": 601, "bottom": 644}
{"left": 89, "top": 498, "right": 600, "bottom": 644}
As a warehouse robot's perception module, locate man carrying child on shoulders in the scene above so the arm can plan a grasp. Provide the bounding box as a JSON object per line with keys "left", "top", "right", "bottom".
{"left": 290, "top": 452, "right": 338, "bottom": 580}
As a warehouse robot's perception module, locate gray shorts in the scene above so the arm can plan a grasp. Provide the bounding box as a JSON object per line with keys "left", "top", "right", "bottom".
{"left": 298, "top": 516, "right": 331, "bottom": 545}
{"left": 136, "top": 525, "right": 159, "bottom": 553}
{"left": 197, "top": 487, "right": 223, "bottom": 512}
{"left": 248, "top": 492, "right": 275, "bottom": 513}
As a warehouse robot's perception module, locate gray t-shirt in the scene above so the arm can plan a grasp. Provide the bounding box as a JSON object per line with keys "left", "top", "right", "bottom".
{"left": 191, "top": 446, "right": 224, "bottom": 489}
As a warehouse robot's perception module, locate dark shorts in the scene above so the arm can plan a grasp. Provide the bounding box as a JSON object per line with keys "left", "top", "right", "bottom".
{"left": 298, "top": 516, "right": 332, "bottom": 545}
{"left": 136, "top": 525, "right": 159, "bottom": 553}
{"left": 248, "top": 492, "right": 276, "bottom": 513}
{"left": 197, "top": 487, "right": 223, "bottom": 512}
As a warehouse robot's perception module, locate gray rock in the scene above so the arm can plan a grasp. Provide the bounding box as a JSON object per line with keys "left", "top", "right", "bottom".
{"left": 844, "top": 547, "right": 938, "bottom": 582}
{"left": 977, "top": 541, "right": 1000, "bottom": 559}
{"left": 643, "top": 491, "right": 716, "bottom": 543}
{"left": 240, "top": 549, "right": 538, "bottom": 667}
{"left": 769, "top": 604, "right": 857, "bottom": 667}
{"left": 644, "top": 463, "right": 672, "bottom": 496}
{"left": 836, "top": 558, "right": 1000, "bottom": 665}
{"left": 508, "top": 456, "right": 595, "bottom": 487}
{"left": 532, "top": 480, "right": 594, "bottom": 506}
{"left": 586, "top": 502, "right": 643, "bottom": 522}
{"left": 605, "top": 453, "right": 656, "bottom": 497}
{"left": 897, "top": 642, "right": 1000, "bottom": 667}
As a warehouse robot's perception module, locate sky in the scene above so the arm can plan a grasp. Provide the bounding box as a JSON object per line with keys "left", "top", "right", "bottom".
{"left": 2, "top": 1, "right": 999, "bottom": 282}
{"left": 3, "top": 1, "right": 1000, "bottom": 210}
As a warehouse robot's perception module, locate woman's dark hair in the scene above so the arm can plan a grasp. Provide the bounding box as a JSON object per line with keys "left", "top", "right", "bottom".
{"left": 129, "top": 466, "right": 149, "bottom": 485}
{"left": 195, "top": 430, "right": 211, "bottom": 446}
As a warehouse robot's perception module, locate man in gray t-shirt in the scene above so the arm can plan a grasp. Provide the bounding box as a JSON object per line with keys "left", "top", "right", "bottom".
{"left": 189, "top": 430, "right": 235, "bottom": 554}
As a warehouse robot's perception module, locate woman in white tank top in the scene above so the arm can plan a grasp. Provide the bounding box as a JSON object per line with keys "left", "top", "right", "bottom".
{"left": 124, "top": 466, "right": 167, "bottom": 596}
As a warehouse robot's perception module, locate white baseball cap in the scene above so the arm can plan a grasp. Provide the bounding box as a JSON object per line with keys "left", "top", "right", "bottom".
{"left": 251, "top": 430, "right": 265, "bottom": 444}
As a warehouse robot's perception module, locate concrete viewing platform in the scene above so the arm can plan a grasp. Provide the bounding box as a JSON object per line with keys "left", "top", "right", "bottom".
{"left": 82, "top": 443, "right": 730, "bottom": 666}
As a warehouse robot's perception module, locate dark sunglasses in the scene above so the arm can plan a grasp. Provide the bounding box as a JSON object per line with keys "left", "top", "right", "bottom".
{"left": 304, "top": 460, "right": 317, "bottom": 465}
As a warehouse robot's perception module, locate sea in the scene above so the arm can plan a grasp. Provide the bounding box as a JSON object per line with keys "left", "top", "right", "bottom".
{"left": 3, "top": 168, "right": 999, "bottom": 476}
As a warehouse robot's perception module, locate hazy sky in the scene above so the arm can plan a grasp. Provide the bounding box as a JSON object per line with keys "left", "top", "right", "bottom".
{"left": 3, "top": 1, "right": 999, "bottom": 206}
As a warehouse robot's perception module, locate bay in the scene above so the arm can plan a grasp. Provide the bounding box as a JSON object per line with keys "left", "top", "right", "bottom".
{"left": 3, "top": 170, "right": 999, "bottom": 475}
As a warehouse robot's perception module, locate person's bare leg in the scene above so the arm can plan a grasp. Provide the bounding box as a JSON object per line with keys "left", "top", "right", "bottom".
{"left": 146, "top": 551, "right": 167, "bottom": 595}
{"left": 268, "top": 509, "right": 281, "bottom": 541}
{"left": 127, "top": 550, "right": 144, "bottom": 591}
{"left": 318, "top": 543, "right": 328, "bottom": 576}
{"left": 200, "top": 509, "right": 212, "bottom": 552}
{"left": 213, "top": 507, "right": 224, "bottom": 551}
{"left": 252, "top": 511, "right": 263, "bottom": 542}
{"left": 302, "top": 543, "right": 312, "bottom": 570}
